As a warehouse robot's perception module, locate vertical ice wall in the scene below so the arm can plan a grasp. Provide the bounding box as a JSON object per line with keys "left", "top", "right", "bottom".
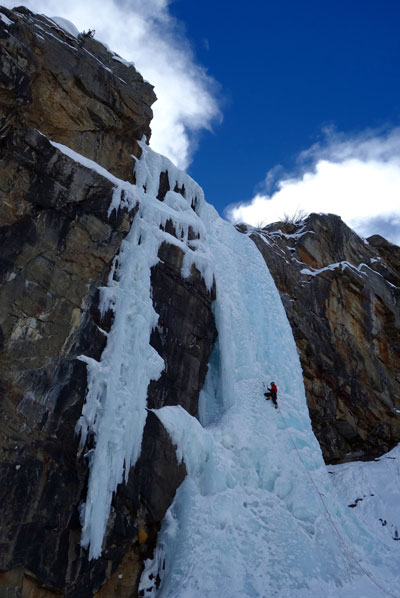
{"left": 138, "top": 170, "right": 399, "bottom": 596}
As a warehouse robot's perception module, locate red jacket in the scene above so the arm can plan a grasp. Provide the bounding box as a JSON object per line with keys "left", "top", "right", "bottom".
{"left": 270, "top": 383, "right": 277, "bottom": 397}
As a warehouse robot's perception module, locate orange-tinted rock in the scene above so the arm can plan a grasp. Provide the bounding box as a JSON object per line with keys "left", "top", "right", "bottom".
{"left": 0, "top": 6, "right": 156, "bottom": 181}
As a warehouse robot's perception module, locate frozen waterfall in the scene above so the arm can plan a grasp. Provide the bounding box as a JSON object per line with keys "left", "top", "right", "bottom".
{"left": 74, "top": 141, "right": 399, "bottom": 597}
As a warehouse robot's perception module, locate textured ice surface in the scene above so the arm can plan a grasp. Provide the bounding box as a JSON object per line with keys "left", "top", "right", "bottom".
{"left": 67, "top": 137, "right": 399, "bottom": 595}
{"left": 71, "top": 140, "right": 213, "bottom": 558}
{"left": 138, "top": 154, "right": 399, "bottom": 597}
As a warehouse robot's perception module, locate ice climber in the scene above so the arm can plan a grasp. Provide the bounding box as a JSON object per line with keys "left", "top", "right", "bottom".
{"left": 265, "top": 382, "right": 278, "bottom": 409}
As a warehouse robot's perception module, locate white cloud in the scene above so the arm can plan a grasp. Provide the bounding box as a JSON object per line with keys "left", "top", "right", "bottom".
{"left": 227, "top": 129, "right": 400, "bottom": 245}
{"left": 3, "top": 0, "right": 220, "bottom": 169}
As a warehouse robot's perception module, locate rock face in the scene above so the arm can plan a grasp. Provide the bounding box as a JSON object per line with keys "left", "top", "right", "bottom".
{"left": 0, "top": 6, "right": 216, "bottom": 598}
{"left": 2, "top": 4, "right": 400, "bottom": 597}
{"left": 0, "top": 6, "right": 155, "bottom": 181}
{"left": 250, "top": 214, "right": 400, "bottom": 463}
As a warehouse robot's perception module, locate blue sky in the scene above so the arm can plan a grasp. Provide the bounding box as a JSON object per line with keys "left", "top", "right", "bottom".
{"left": 3, "top": 0, "right": 400, "bottom": 243}
{"left": 169, "top": 0, "right": 400, "bottom": 232}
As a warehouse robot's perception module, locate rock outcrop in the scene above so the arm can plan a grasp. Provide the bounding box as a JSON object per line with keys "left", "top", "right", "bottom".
{"left": 0, "top": 6, "right": 216, "bottom": 597}
{"left": 250, "top": 214, "right": 400, "bottom": 463}
{"left": 0, "top": 5, "right": 155, "bottom": 181}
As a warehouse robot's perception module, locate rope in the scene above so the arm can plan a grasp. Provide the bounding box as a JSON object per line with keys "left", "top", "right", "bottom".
{"left": 277, "top": 405, "right": 399, "bottom": 598}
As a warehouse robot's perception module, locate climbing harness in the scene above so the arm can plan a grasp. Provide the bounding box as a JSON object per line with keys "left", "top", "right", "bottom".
{"left": 278, "top": 405, "right": 399, "bottom": 598}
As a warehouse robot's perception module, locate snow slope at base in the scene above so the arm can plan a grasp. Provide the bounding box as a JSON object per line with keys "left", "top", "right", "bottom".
{"left": 331, "top": 445, "right": 400, "bottom": 555}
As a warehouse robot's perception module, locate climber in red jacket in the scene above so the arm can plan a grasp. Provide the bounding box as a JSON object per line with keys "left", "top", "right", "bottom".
{"left": 264, "top": 382, "right": 278, "bottom": 409}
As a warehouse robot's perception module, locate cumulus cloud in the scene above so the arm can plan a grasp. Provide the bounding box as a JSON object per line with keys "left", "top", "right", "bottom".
{"left": 227, "top": 128, "right": 400, "bottom": 245}
{"left": 3, "top": 0, "right": 220, "bottom": 169}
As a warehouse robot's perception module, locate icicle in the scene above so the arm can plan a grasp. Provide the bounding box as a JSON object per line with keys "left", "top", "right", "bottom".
{"left": 75, "top": 140, "right": 216, "bottom": 559}
{"left": 76, "top": 204, "right": 165, "bottom": 559}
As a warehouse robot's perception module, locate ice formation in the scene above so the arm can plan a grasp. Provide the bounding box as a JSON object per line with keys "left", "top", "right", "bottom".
{"left": 74, "top": 140, "right": 399, "bottom": 596}
{"left": 74, "top": 140, "right": 214, "bottom": 559}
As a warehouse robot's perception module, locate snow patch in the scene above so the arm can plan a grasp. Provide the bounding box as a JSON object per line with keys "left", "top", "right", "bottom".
{"left": 152, "top": 406, "right": 214, "bottom": 476}
{"left": 331, "top": 445, "right": 400, "bottom": 553}
{"left": 32, "top": 22, "right": 77, "bottom": 51}
{"left": 112, "top": 53, "right": 135, "bottom": 67}
{"left": 0, "top": 11, "right": 12, "bottom": 26}
{"left": 82, "top": 48, "right": 113, "bottom": 74}
{"left": 301, "top": 260, "right": 370, "bottom": 277}
{"left": 49, "top": 16, "right": 79, "bottom": 38}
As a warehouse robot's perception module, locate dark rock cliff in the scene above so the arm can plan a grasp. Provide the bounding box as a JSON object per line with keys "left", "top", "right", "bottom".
{"left": 250, "top": 214, "right": 400, "bottom": 464}
{"left": 0, "top": 7, "right": 216, "bottom": 597}
{"left": 1, "top": 5, "right": 400, "bottom": 598}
